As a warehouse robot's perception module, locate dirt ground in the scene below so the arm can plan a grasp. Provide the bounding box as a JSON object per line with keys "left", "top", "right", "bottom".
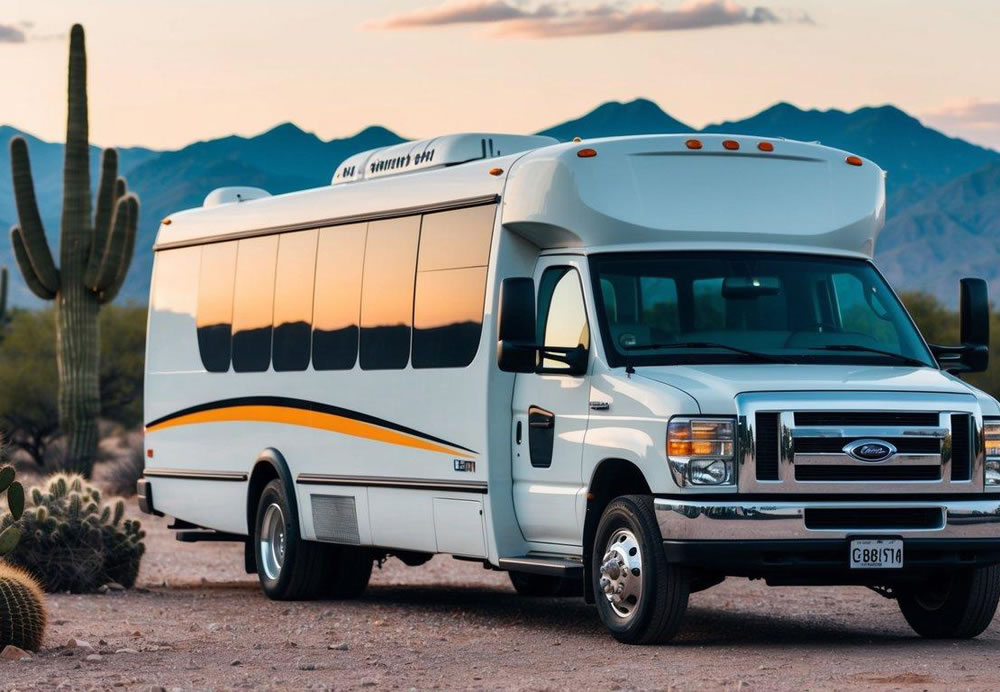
{"left": 3, "top": 502, "right": 1000, "bottom": 691}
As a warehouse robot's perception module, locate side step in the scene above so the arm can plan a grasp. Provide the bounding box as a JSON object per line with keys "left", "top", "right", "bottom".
{"left": 497, "top": 556, "right": 583, "bottom": 578}
{"left": 175, "top": 530, "right": 246, "bottom": 543}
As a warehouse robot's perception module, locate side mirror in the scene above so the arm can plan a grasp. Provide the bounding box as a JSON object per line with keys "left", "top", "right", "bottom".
{"left": 497, "top": 277, "right": 538, "bottom": 373}
{"left": 930, "top": 278, "right": 990, "bottom": 374}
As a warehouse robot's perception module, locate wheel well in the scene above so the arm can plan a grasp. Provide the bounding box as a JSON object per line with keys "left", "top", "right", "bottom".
{"left": 247, "top": 462, "right": 279, "bottom": 537}
{"left": 582, "top": 458, "right": 652, "bottom": 603}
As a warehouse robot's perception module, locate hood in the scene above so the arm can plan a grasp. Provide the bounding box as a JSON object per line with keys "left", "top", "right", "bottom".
{"left": 634, "top": 364, "right": 992, "bottom": 415}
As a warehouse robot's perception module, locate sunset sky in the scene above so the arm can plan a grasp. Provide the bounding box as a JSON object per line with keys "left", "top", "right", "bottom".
{"left": 1, "top": 0, "right": 998, "bottom": 150}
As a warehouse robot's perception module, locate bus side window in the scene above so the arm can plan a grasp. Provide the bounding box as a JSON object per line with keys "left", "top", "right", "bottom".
{"left": 197, "top": 241, "right": 238, "bottom": 373}
{"left": 360, "top": 216, "right": 420, "bottom": 370}
{"left": 232, "top": 236, "right": 279, "bottom": 373}
{"left": 273, "top": 229, "right": 318, "bottom": 372}
{"left": 412, "top": 204, "right": 496, "bottom": 369}
{"left": 537, "top": 267, "right": 590, "bottom": 372}
{"left": 313, "top": 223, "right": 366, "bottom": 370}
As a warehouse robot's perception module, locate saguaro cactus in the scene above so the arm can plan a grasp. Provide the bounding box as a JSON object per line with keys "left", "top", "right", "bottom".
{"left": 9, "top": 24, "right": 139, "bottom": 477}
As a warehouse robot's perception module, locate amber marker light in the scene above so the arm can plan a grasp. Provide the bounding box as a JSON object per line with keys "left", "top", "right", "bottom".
{"left": 162, "top": 218, "right": 172, "bottom": 225}
{"left": 685, "top": 139, "right": 703, "bottom": 150}
{"left": 757, "top": 141, "right": 774, "bottom": 152}
{"left": 722, "top": 139, "right": 740, "bottom": 150}
{"left": 846, "top": 155, "right": 863, "bottom": 166}
{"left": 489, "top": 167, "right": 504, "bottom": 176}
{"left": 577, "top": 148, "right": 597, "bottom": 158}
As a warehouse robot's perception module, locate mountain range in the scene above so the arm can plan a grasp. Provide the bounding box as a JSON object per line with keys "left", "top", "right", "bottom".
{"left": 1, "top": 98, "right": 997, "bottom": 307}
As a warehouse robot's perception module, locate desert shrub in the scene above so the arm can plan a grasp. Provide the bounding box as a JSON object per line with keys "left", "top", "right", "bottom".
{"left": 0, "top": 305, "right": 146, "bottom": 469}
{"left": 92, "top": 431, "right": 144, "bottom": 498}
{"left": 0, "top": 473, "right": 145, "bottom": 593}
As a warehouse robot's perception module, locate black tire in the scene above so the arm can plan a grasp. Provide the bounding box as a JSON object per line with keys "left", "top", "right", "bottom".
{"left": 322, "top": 544, "right": 373, "bottom": 599}
{"left": 509, "top": 571, "right": 580, "bottom": 597}
{"left": 255, "top": 479, "right": 329, "bottom": 600}
{"left": 897, "top": 565, "right": 1000, "bottom": 639}
{"left": 592, "top": 495, "right": 689, "bottom": 644}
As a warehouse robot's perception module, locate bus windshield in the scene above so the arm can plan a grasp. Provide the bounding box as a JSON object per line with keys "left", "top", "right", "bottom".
{"left": 589, "top": 252, "right": 936, "bottom": 369}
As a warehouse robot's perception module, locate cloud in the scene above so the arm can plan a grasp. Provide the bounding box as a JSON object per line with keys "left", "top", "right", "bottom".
{"left": 923, "top": 101, "right": 1000, "bottom": 151}
{"left": 0, "top": 24, "right": 27, "bottom": 43}
{"left": 367, "top": 0, "right": 812, "bottom": 38}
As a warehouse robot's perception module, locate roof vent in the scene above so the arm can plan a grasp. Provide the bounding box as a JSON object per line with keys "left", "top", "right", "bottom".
{"left": 203, "top": 186, "right": 272, "bottom": 208}
{"left": 332, "top": 133, "right": 556, "bottom": 185}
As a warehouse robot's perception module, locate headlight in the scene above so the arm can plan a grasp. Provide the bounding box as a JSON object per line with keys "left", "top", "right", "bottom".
{"left": 985, "top": 419, "right": 1000, "bottom": 487}
{"left": 667, "top": 418, "right": 736, "bottom": 486}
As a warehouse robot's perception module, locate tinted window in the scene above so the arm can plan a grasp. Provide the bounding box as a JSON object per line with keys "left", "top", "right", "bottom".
{"left": 232, "top": 236, "right": 278, "bottom": 372}
{"left": 413, "top": 267, "right": 489, "bottom": 368}
{"left": 415, "top": 205, "right": 493, "bottom": 270}
{"left": 273, "top": 230, "right": 318, "bottom": 371}
{"left": 590, "top": 252, "right": 934, "bottom": 368}
{"left": 197, "top": 242, "right": 238, "bottom": 372}
{"left": 313, "top": 224, "right": 366, "bottom": 370}
{"left": 693, "top": 278, "right": 725, "bottom": 331}
{"left": 149, "top": 246, "right": 201, "bottom": 373}
{"left": 412, "top": 205, "right": 495, "bottom": 368}
{"left": 832, "top": 272, "right": 900, "bottom": 348}
{"left": 359, "top": 216, "right": 419, "bottom": 370}
{"left": 538, "top": 267, "right": 589, "bottom": 371}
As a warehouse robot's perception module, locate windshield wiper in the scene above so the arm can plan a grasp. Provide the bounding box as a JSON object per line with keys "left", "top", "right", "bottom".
{"left": 622, "top": 341, "right": 787, "bottom": 364}
{"left": 807, "top": 344, "right": 930, "bottom": 368}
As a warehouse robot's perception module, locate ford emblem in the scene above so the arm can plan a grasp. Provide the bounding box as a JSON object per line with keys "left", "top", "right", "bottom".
{"left": 843, "top": 439, "right": 897, "bottom": 463}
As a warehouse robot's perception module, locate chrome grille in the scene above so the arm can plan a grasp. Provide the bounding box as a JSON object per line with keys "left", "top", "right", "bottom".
{"left": 738, "top": 392, "right": 984, "bottom": 494}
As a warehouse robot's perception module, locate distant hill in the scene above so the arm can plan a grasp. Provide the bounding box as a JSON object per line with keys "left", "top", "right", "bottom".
{"left": 538, "top": 98, "right": 693, "bottom": 140}
{"left": 0, "top": 98, "right": 997, "bottom": 307}
{"left": 875, "top": 161, "right": 1000, "bottom": 302}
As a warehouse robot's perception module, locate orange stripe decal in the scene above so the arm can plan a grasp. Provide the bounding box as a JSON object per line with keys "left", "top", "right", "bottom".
{"left": 146, "top": 404, "right": 472, "bottom": 457}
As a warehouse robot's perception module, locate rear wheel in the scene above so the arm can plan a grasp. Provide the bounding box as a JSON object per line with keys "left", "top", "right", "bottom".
{"left": 592, "top": 495, "right": 689, "bottom": 644}
{"left": 254, "top": 479, "right": 372, "bottom": 600}
{"left": 896, "top": 565, "right": 1000, "bottom": 639}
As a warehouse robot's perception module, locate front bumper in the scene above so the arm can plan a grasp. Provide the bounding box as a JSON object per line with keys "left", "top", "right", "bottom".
{"left": 655, "top": 497, "right": 1000, "bottom": 581}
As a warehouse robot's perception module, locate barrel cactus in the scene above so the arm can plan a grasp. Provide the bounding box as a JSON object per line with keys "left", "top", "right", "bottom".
{"left": 0, "top": 473, "right": 145, "bottom": 593}
{"left": 8, "top": 24, "right": 139, "bottom": 478}
{"left": 0, "top": 563, "right": 46, "bottom": 652}
{"left": 0, "top": 465, "right": 24, "bottom": 556}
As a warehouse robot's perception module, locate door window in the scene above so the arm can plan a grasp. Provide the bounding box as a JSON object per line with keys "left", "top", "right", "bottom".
{"left": 537, "top": 267, "right": 589, "bottom": 371}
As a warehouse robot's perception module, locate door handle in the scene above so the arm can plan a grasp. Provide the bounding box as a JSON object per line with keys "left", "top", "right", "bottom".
{"left": 529, "top": 418, "right": 553, "bottom": 429}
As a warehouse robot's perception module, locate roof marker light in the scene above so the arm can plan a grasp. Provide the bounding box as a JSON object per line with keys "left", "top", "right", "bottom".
{"left": 162, "top": 218, "right": 172, "bottom": 226}
{"left": 757, "top": 141, "right": 774, "bottom": 152}
{"left": 489, "top": 167, "right": 504, "bottom": 176}
{"left": 577, "top": 148, "right": 597, "bottom": 158}
{"left": 685, "top": 139, "right": 703, "bottom": 150}
{"left": 845, "top": 155, "right": 863, "bottom": 166}
{"left": 723, "top": 140, "right": 740, "bottom": 151}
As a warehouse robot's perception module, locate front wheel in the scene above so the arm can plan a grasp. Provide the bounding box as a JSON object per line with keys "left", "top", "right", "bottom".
{"left": 592, "top": 495, "right": 689, "bottom": 644}
{"left": 896, "top": 565, "right": 1000, "bottom": 639}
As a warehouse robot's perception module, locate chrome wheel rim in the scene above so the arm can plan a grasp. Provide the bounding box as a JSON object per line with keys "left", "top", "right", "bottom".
{"left": 260, "top": 503, "right": 286, "bottom": 581}
{"left": 599, "top": 528, "right": 643, "bottom": 618}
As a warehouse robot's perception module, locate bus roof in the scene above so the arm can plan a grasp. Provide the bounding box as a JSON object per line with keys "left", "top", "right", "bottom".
{"left": 155, "top": 134, "right": 884, "bottom": 258}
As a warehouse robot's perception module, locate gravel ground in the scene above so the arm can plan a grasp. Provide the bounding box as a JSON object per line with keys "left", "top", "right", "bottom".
{"left": 3, "top": 502, "right": 1000, "bottom": 690}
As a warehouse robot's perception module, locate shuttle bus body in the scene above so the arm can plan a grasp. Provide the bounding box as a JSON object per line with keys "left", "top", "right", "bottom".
{"left": 141, "top": 133, "right": 1000, "bottom": 642}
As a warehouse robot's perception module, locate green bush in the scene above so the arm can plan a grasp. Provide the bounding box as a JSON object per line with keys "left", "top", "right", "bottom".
{"left": 0, "top": 473, "right": 145, "bottom": 593}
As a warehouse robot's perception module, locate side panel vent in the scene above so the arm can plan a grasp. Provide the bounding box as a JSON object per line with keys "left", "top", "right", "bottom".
{"left": 311, "top": 494, "right": 361, "bottom": 544}
{"left": 951, "top": 414, "right": 972, "bottom": 481}
{"left": 756, "top": 412, "right": 780, "bottom": 481}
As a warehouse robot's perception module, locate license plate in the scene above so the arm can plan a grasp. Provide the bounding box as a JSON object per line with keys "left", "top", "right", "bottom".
{"left": 850, "top": 539, "right": 903, "bottom": 569}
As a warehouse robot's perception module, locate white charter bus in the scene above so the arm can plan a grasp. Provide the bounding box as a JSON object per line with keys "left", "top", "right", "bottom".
{"left": 141, "top": 133, "right": 1000, "bottom": 643}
